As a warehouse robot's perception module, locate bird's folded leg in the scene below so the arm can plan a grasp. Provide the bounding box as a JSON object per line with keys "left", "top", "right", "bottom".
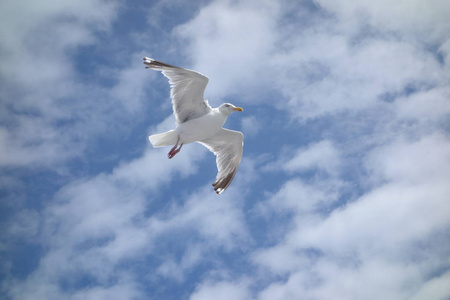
{"left": 168, "top": 136, "right": 183, "bottom": 159}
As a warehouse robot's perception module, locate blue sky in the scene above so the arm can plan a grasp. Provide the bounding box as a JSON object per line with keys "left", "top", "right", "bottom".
{"left": 1, "top": 0, "right": 450, "bottom": 299}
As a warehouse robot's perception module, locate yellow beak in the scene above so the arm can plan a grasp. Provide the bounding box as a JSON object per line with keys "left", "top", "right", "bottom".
{"left": 233, "top": 107, "right": 244, "bottom": 112}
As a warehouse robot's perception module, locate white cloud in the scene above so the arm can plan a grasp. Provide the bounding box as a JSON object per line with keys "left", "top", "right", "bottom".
{"left": 109, "top": 52, "right": 158, "bottom": 113}
{"left": 175, "top": 0, "right": 448, "bottom": 121}
{"left": 259, "top": 178, "right": 341, "bottom": 216}
{"left": 3, "top": 133, "right": 249, "bottom": 298}
{"left": 0, "top": 0, "right": 117, "bottom": 92}
{"left": 0, "top": 1, "right": 158, "bottom": 169}
{"left": 112, "top": 146, "right": 205, "bottom": 191}
{"left": 157, "top": 186, "right": 250, "bottom": 252}
{"left": 258, "top": 258, "right": 425, "bottom": 300}
{"left": 365, "top": 133, "right": 450, "bottom": 184}
{"left": 69, "top": 279, "right": 144, "bottom": 300}
{"left": 190, "top": 280, "right": 251, "bottom": 300}
{"left": 394, "top": 86, "right": 450, "bottom": 124}
{"left": 411, "top": 271, "right": 450, "bottom": 300}
{"left": 240, "top": 116, "right": 261, "bottom": 137}
{"left": 273, "top": 34, "right": 444, "bottom": 120}
{"left": 0, "top": 0, "right": 119, "bottom": 168}
{"left": 157, "top": 243, "right": 203, "bottom": 281}
{"left": 252, "top": 242, "right": 314, "bottom": 276}
{"left": 283, "top": 140, "right": 341, "bottom": 176}
{"left": 315, "top": 0, "right": 450, "bottom": 43}
{"left": 175, "top": 0, "right": 279, "bottom": 101}
{"left": 253, "top": 133, "right": 450, "bottom": 300}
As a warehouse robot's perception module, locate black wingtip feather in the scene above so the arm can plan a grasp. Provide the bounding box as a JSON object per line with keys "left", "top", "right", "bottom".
{"left": 143, "top": 57, "right": 179, "bottom": 69}
{"left": 212, "top": 171, "right": 237, "bottom": 195}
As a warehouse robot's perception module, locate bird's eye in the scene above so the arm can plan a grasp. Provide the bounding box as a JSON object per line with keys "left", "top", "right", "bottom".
{"left": 225, "top": 104, "right": 230, "bottom": 107}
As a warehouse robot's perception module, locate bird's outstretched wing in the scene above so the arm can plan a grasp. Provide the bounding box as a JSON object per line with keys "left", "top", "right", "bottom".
{"left": 199, "top": 129, "right": 244, "bottom": 194}
{"left": 143, "top": 57, "right": 212, "bottom": 124}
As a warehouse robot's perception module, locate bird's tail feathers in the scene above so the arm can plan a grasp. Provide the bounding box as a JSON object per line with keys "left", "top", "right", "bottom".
{"left": 149, "top": 130, "right": 178, "bottom": 148}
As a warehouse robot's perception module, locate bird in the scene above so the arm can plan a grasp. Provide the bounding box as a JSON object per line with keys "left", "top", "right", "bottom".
{"left": 143, "top": 57, "right": 244, "bottom": 194}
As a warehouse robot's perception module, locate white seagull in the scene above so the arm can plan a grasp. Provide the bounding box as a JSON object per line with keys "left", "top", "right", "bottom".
{"left": 143, "top": 57, "right": 244, "bottom": 194}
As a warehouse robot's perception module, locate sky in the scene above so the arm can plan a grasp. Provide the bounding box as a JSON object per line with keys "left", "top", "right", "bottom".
{"left": 1, "top": 0, "right": 450, "bottom": 299}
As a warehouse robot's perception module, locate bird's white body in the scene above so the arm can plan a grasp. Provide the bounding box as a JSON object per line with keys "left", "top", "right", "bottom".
{"left": 177, "top": 108, "right": 227, "bottom": 144}
{"left": 149, "top": 108, "right": 227, "bottom": 147}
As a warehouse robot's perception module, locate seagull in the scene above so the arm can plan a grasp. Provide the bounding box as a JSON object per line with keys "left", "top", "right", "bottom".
{"left": 143, "top": 57, "right": 244, "bottom": 194}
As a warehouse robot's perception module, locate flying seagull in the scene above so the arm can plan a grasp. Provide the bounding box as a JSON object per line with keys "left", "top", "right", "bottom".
{"left": 143, "top": 57, "right": 244, "bottom": 194}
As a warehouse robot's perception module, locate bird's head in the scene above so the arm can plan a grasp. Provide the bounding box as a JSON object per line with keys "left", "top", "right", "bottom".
{"left": 219, "top": 103, "right": 244, "bottom": 116}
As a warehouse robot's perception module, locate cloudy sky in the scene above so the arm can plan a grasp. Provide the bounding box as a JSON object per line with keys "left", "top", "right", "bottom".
{"left": 1, "top": 0, "right": 450, "bottom": 299}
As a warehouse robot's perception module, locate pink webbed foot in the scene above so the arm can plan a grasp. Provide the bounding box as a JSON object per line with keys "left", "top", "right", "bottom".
{"left": 167, "top": 137, "right": 183, "bottom": 159}
{"left": 168, "top": 145, "right": 183, "bottom": 159}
